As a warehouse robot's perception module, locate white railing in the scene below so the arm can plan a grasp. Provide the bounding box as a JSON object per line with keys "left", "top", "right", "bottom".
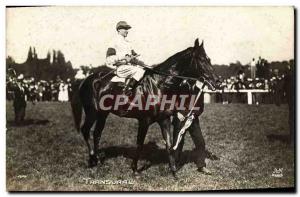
{"left": 203, "top": 89, "right": 270, "bottom": 105}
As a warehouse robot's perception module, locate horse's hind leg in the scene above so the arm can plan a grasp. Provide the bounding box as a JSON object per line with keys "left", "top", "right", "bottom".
{"left": 93, "top": 112, "right": 108, "bottom": 164}
{"left": 131, "top": 119, "right": 149, "bottom": 175}
{"left": 81, "top": 113, "right": 97, "bottom": 167}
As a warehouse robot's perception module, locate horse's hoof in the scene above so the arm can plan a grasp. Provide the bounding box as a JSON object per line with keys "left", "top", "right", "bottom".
{"left": 132, "top": 171, "right": 142, "bottom": 179}
{"left": 88, "top": 155, "right": 98, "bottom": 168}
{"left": 88, "top": 161, "right": 97, "bottom": 168}
{"left": 98, "top": 152, "right": 106, "bottom": 164}
{"left": 197, "top": 167, "right": 212, "bottom": 175}
{"left": 175, "top": 162, "right": 184, "bottom": 172}
{"left": 172, "top": 171, "right": 179, "bottom": 180}
{"left": 170, "top": 164, "right": 177, "bottom": 173}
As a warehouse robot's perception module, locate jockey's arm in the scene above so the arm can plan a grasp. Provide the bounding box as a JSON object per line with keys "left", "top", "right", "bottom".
{"left": 106, "top": 55, "right": 119, "bottom": 69}
{"left": 105, "top": 47, "right": 128, "bottom": 68}
{"left": 131, "top": 50, "right": 138, "bottom": 56}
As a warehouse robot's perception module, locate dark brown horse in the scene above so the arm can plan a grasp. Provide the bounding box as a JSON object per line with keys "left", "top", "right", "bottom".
{"left": 71, "top": 39, "right": 219, "bottom": 177}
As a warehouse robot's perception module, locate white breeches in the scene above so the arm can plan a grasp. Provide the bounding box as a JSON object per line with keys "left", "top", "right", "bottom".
{"left": 116, "top": 65, "right": 145, "bottom": 81}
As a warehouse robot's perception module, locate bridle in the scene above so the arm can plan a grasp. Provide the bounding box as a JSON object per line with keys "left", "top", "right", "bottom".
{"left": 138, "top": 50, "right": 216, "bottom": 91}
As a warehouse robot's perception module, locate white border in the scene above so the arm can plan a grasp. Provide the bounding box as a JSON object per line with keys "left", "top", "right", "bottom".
{"left": 2, "top": 0, "right": 300, "bottom": 6}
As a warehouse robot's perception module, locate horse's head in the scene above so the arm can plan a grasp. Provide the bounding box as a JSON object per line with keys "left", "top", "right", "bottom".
{"left": 183, "top": 39, "right": 220, "bottom": 90}
{"left": 154, "top": 39, "right": 220, "bottom": 90}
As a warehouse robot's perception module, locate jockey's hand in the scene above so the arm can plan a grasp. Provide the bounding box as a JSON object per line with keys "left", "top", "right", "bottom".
{"left": 115, "top": 59, "right": 127, "bottom": 66}
{"left": 125, "top": 55, "right": 132, "bottom": 63}
{"left": 119, "top": 59, "right": 127, "bottom": 64}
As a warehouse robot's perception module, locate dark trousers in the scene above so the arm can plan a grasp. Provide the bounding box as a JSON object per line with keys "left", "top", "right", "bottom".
{"left": 173, "top": 116, "right": 206, "bottom": 168}
{"left": 14, "top": 105, "right": 26, "bottom": 124}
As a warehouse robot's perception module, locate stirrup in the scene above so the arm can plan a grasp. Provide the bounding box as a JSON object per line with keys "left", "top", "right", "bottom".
{"left": 123, "top": 87, "right": 133, "bottom": 97}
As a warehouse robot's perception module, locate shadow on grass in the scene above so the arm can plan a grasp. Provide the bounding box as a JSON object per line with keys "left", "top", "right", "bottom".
{"left": 6, "top": 119, "right": 50, "bottom": 127}
{"left": 266, "top": 134, "right": 292, "bottom": 144}
{"left": 100, "top": 141, "right": 219, "bottom": 172}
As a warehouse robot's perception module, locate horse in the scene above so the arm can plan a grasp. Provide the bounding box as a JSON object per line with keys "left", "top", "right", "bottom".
{"left": 71, "top": 39, "right": 220, "bottom": 177}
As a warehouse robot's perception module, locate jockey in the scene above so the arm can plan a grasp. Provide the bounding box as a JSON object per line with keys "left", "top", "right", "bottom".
{"left": 106, "top": 21, "right": 146, "bottom": 93}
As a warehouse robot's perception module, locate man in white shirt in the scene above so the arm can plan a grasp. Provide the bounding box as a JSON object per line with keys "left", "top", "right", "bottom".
{"left": 74, "top": 69, "right": 85, "bottom": 80}
{"left": 106, "top": 21, "right": 146, "bottom": 93}
{"left": 250, "top": 58, "right": 256, "bottom": 79}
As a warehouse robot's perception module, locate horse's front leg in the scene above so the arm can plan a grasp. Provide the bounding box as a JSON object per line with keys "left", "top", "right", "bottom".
{"left": 131, "top": 119, "right": 149, "bottom": 176}
{"left": 158, "top": 118, "right": 177, "bottom": 178}
{"left": 81, "top": 114, "right": 97, "bottom": 167}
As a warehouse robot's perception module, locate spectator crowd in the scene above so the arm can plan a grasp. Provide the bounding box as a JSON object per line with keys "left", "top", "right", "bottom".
{"left": 7, "top": 73, "right": 72, "bottom": 103}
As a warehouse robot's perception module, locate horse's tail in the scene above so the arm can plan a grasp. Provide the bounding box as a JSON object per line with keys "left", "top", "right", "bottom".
{"left": 70, "top": 80, "right": 83, "bottom": 132}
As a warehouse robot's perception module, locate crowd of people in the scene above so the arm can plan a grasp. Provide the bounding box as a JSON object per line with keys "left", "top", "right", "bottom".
{"left": 6, "top": 73, "right": 72, "bottom": 103}
{"left": 218, "top": 73, "right": 285, "bottom": 92}
{"left": 209, "top": 67, "right": 290, "bottom": 105}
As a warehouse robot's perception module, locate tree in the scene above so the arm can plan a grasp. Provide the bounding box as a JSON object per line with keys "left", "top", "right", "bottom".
{"left": 7, "top": 48, "right": 76, "bottom": 81}
{"left": 57, "top": 50, "right": 66, "bottom": 65}
{"left": 6, "top": 56, "right": 15, "bottom": 68}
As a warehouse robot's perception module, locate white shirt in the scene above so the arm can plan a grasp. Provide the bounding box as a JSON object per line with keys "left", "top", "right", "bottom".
{"left": 75, "top": 70, "right": 85, "bottom": 79}
{"left": 106, "top": 34, "right": 133, "bottom": 68}
{"left": 250, "top": 60, "right": 256, "bottom": 67}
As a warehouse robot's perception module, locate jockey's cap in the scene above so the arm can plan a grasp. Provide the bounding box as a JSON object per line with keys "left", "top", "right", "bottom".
{"left": 116, "top": 21, "right": 131, "bottom": 31}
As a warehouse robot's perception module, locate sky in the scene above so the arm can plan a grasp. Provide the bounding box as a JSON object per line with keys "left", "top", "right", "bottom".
{"left": 6, "top": 6, "right": 294, "bottom": 68}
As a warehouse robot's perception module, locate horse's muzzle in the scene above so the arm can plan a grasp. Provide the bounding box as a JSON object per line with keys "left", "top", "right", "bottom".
{"left": 206, "top": 79, "right": 222, "bottom": 91}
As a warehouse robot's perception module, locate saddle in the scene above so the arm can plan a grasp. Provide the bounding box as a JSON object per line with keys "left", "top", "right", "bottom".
{"left": 92, "top": 67, "right": 160, "bottom": 113}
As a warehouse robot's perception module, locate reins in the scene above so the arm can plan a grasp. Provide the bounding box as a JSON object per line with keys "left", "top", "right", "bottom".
{"left": 94, "top": 52, "right": 216, "bottom": 93}
{"left": 98, "top": 63, "right": 214, "bottom": 88}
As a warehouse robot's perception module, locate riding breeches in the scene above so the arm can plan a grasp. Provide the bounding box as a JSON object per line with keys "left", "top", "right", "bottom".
{"left": 116, "top": 65, "right": 145, "bottom": 81}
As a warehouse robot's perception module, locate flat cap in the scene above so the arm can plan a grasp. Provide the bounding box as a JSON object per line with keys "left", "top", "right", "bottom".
{"left": 116, "top": 21, "right": 131, "bottom": 30}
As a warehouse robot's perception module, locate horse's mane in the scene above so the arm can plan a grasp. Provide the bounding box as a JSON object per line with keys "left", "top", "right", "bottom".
{"left": 152, "top": 47, "right": 193, "bottom": 72}
{"left": 137, "top": 48, "right": 194, "bottom": 94}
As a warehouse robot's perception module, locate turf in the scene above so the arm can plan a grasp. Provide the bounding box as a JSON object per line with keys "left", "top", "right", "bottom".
{"left": 6, "top": 101, "right": 294, "bottom": 191}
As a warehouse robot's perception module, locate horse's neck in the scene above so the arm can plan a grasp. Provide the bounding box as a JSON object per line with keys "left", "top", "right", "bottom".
{"left": 147, "top": 48, "right": 191, "bottom": 92}
{"left": 151, "top": 71, "right": 181, "bottom": 94}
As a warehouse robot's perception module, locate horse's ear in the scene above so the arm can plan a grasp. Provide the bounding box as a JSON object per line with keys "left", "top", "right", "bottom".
{"left": 194, "top": 38, "right": 200, "bottom": 48}
{"left": 200, "top": 40, "right": 204, "bottom": 48}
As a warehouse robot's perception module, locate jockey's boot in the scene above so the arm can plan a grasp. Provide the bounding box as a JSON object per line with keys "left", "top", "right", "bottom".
{"left": 123, "top": 78, "right": 138, "bottom": 96}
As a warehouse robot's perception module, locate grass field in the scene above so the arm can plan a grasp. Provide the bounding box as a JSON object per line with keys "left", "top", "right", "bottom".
{"left": 6, "top": 101, "right": 294, "bottom": 191}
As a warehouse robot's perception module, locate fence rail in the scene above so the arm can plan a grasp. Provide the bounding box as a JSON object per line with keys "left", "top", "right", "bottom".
{"left": 203, "top": 89, "right": 270, "bottom": 105}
